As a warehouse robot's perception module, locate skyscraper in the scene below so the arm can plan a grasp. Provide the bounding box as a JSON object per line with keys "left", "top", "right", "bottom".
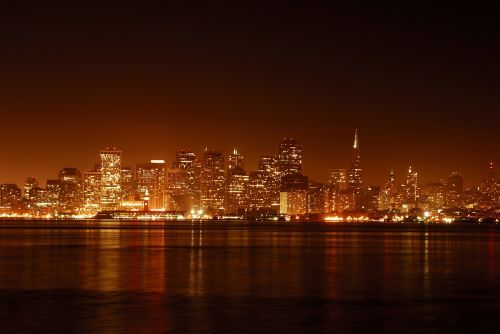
{"left": 58, "top": 168, "right": 82, "bottom": 213}
{"left": 328, "top": 168, "right": 347, "bottom": 191}
{"left": 83, "top": 170, "right": 102, "bottom": 213}
{"left": 136, "top": 160, "right": 166, "bottom": 210}
{"left": 200, "top": 149, "right": 225, "bottom": 215}
{"left": 172, "top": 149, "right": 197, "bottom": 194}
{"left": 121, "top": 166, "right": 135, "bottom": 200}
{"left": 100, "top": 148, "right": 122, "bottom": 210}
{"left": 405, "top": 166, "right": 419, "bottom": 206}
{"left": 227, "top": 148, "right": 244, "bottom": 175}
{"left": 278, "top": 138, "right": 302, "bottom": 177}
{"left": 348, "top": 129, "right": 363, "bottom": 195}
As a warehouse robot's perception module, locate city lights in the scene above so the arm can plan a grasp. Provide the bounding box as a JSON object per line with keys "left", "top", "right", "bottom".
{"left": 0, "top": 131, "right": 498, "bottom": 222}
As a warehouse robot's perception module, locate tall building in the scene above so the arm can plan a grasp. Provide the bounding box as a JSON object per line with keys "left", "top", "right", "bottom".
{"left": 166, "top": 167, "right": 189, "bottom": 211}
{"left": 83, "top": 170, "right": 102, "bottom": 213}
{"left": 23, "top": 177, "right": 38, "bottom": 202}
{"left": 121, "top": 166, "right": 135, "bottom": 200}
{"left": 58, "top": 168, "right": 82, "bottom": 213}
{"left": 227, "top": 148, "right": 244, "bottom": 174}
{"left": 225, "top": 168, "right": 249, "bottom": 215}
{"left": 200, "top": 149, "right": 226, "bottom": 215}
{"left": 258, "top": 155, "right": 280, "bottom": 211}
{"left": 328, "top": 169, "right": 347, "bottom": 191}
{"left": 100, "top": 148, "right": 122, "bottom": 210}
{"left": 404, "top": 166, "right": 419, "bottom": 206}
{"left": 278, "top": 138, "right": 302, "bottom": 177}
{"left": 46, "top": 179, "right": 62, "bottom": 210}
{"left": 378, "top": 170, "right": 400, "bottom": 211}
{"left": 136, "top": 160, "right": 166, "bottom": 210}
{"left": 348, "top": 129, "right": 363, "bottom": 195}
{"left": 0, "top": 184, "right": 22, "bottom": 208}
{"left": 280, "top": 174, "right": 308, "bottom": 216}
{"left": 308, "top": 181, "right": 328, "bottom": 214}
{"left": 172, "top": 149, "right": 197, "bottom": 191}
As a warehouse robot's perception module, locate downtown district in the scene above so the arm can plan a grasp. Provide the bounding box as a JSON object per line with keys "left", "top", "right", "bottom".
{"left": 0, "top": 130, "right": 499, "bottom": 223}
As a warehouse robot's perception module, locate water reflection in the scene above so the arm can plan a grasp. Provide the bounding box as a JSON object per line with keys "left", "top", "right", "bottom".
{"left": 0, "top": 223, "right": 499, "bottom": 332}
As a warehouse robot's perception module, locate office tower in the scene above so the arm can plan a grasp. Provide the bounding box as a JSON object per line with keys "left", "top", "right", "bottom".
{"left": 279, "top": 174, "right": 308, "bottom": 215}
{"left": 421, "top": 181, "right": 446, "bottom": 211}
{"left": 348, "top": 129, "right": 363, "bottom": 195}
{"left": 121, "top": 166, "right": 135, "bottom": 200}
{"left": 278, "top": 138, "right": 302, "bottom": 177}
{"left": 23, "top": 177, "right": 38, "bottom": 202}
{"left": 46, "top": 179, "right": 62, "bottom": 210}
{"left": 378, "top": 170, "right": 400, "bottom": 211}
{"left": 405, "top": 166, "right": 419, "bottom": 206}
{"left": 100, "top": 148, "right": 122, "bottom": 210}
{"left": 308, "top": 181, "right": 328, "bottom": 214}
{"left": 328, "top": 169, "right": 347, "bottom": 191}
{"left": 83, "top": 170, "right": 102, "bottom": 213}
{"left": 225, "top": 166, "right": 249, "bottom": 215}
{"left": 448, "top": 172, "right": 463, "bottom": 193}
{"left": 479, "top": 162, "right": 499, "bottom": 207}
{"left": 446, "top": 171, "right": 463, "bottom": 208}
{"left": 172, "top": 149, "right": 197, "bottom": 193}
{"left": 166, "top": 167, "right": 189, "bottom": 211}
{"left": 258, "top": 155, "right": 281, "bottom": 211}
{"left": 361, "top": 185, "right": 381, "bottom": 211}
{"left": 58, "top": 168, "right": 83, "bottom": 213}
{"left": 0, "top": 184, "right": 22, "bottom": 208}
{"left": 200, "top": 149, "right": 225, "bottom": 215}
{"left": 227, "top": 148, "right": 244, "bottom": 175}
{"left": 246, "top": 171, "right": 267, "bottom": 213}
{"left": 136, "top": 160, "right": 166, "bottom": 210}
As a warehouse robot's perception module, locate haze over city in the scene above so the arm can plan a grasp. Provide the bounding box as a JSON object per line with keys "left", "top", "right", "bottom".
{"left": 1, "top": 2, "right": 498, "bottom": 187}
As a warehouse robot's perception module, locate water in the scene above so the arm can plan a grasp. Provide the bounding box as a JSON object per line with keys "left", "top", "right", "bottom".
{"left": 0, "top": 221, "right": 499, "bottom": 333}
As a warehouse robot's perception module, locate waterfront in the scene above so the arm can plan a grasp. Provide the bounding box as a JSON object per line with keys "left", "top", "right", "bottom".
{"left": 0, "top": 222, "right": 499, "bottom": 332}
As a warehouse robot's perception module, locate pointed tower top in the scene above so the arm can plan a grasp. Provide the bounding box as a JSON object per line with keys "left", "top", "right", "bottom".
{"left": 353, "top": 128, "right": 359, "bottom": 149}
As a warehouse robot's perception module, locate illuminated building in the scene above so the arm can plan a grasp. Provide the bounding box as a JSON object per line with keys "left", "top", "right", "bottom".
{"left": 404, "top": 166, "right": 419, "bottom": 207}
{"left": 226, "top": 166, "right": 249, "bottom": 215}
{"left": 278, "top": 138, "right": 302, "bottom": 177}
{"left": 100, "top": 148, "right": 122, "bottom": 210}
{"left": 378, "top": 170, "right": 400, "bottom": 210}
{"left": 421, "top": 181, "right": 446, "bottom": 211}
{"left": 31, "top": 187, "right": 51, "bottom": 214}
{"left": 445, "top": 172, "right": 463, "bottom": 208}
{"left": 172, "top": 149, "right": 197, "bottom": 194}
{"left": 166, "top": 167, "right": 189, "bottom": 211}
{"left": 348, "top": 129, "right": 363, "bottom": 195}
{"left": 360, "top": 185, "right": 380, "bottom": 211}
{"left": 258, "top": 155, "right": 281, "bottom": 211}
{"left": 280, "top": 174, "right": 308, "bottom": 215}
{"left": 121, "top": 166, "right": 135, "bottom": 200}
{"left": 23, "top": 177, "right": 38, "bottom": 202}
{"left": 83, "top": 170, "right": 102, "bottom": 213}
{"left": 228, "top": 148, "right": 244, "bottom": 173}
{"left": 0, "top": 184, "right": 22, "bottom": 212}
{"left": 136, "top": 160, "right": 166, "bottom": 210}
{"left": 479, "top": 163, "right": 499, "bottom": 207}
{"left": 308, "top": 181, "right": 328, "bottom": 214}
{"left": 58, "top": 168, "right": 82, "bottom": 213}
{"left": 45, "top": 179, "right": 61, "bottom": 211}
{"left": 246, "top": 171, "right": 267, "bottom": 213}
{"left": 200, "top": 149, "right": 225, "bottom": 215}
{"left": 328, "top": 169, "right": 347, "bottom": 191}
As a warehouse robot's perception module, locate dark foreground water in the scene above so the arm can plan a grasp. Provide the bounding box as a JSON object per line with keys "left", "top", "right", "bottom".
{"left": 0, "top": 221, "right": 499, "bottom": 333}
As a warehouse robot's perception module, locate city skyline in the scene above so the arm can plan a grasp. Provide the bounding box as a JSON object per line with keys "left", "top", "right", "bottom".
{"left": 0, "top": 130, "right": 497, "bottom": 188}
{"left": 1, "top": 3, "right": 498, "bottom": 189}
{"left": 1, "top": 130, "right": 498, "bottom": 221}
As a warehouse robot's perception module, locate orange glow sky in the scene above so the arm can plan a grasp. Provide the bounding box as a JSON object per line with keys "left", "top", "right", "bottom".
{"left": 0, "top": 2, "right": 498, "bottom": 187}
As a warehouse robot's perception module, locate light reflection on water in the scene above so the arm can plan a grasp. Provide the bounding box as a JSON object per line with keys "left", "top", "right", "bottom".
{"left": 0, "top": 222, "right": 499, "bottom": 332}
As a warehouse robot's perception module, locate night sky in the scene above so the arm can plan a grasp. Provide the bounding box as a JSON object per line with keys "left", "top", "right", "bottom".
{"left": 0, "top": 1, "right": 498, "bottom": 187}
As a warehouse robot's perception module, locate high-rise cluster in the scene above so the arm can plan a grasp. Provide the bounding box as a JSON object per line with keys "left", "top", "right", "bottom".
{"left": 0, "top": 130, "right": 498, "bottom": 221}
